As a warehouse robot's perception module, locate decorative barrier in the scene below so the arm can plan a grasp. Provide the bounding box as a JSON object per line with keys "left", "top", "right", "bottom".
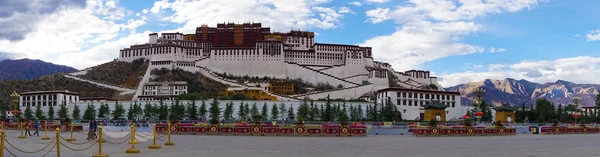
{"left": 156, "top": 123, "right": 367, "bottom": 137}
{"left": 540, "top": 126, "right": 600, "bottom": 134}
{"left": 2, "top": 122, "right": 84, "bottom": 132}
{"left": 412, "top": 126, "right": 516, "bottom": 136}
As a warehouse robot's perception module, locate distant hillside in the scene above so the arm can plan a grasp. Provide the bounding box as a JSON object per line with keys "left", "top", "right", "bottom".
{"left": 446, "top": 78, "right": 600, "bottom": 107}
{"left": 80, "top": 59, "right": 149, "bottom": 89}
{"left": 0, "top": 74, "right": 118, "bottom": 105}
{"left": 0, "top": 59, "right": 77, "bottom": 81}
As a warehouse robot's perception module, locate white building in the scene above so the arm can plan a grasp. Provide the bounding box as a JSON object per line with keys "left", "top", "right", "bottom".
{"left": 138, "top": 81, "right": 188, "bottom": 101}
{"left": 375, "top": 88, "right": 468, "bottom": 121}
{"left": 19, "top": 90, "right": 79, "bottom": 107}
{"left": 107, "top": 22, "right": 449, "bottom": 101}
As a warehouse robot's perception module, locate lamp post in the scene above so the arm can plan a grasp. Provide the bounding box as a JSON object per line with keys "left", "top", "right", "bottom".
{"left": 572, "top": 97, "right": 582, "bottom": 124}
{"left": 10, "top": 91, "right": 20, "bottom": 119}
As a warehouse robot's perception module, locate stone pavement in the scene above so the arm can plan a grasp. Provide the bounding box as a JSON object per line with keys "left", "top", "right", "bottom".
{"left": 3, "top": 129, "right": 600, "bottom": 157}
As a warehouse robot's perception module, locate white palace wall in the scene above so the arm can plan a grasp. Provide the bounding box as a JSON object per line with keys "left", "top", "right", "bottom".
{"left": 208, "top": 49, "right": 287, "bottom": 79}
{"left": 284, "top": 63, "right": 352, "bottom": 87}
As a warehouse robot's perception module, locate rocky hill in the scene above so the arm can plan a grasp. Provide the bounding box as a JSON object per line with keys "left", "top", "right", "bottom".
{"left": 79, "top": 59, "right": 149, "bottom": 89}
{"left": 0, "top": 74, "right": 118, "bottom": 105}
{"left": 446, "top": 78, "right": 600, "bottom": 107}
{"left": 0, "top": 59, "right": 77, "bottom": 81}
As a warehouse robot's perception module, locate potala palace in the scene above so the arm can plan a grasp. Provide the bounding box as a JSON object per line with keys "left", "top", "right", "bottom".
{"left": 39, "top": 22, "right": 469, "bottom": 120}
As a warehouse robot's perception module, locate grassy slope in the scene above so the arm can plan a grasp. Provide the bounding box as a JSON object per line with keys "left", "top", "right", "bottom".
{"left": 0, "top": 74, "right": 118, "bottom": 105}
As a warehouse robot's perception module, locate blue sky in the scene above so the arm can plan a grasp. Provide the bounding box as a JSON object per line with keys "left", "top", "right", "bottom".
{"left": 1, "top": 0, "right": 600, "bottom": 87}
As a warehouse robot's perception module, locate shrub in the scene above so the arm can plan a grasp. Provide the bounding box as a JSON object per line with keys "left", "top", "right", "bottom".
{"left": 428, "top": 119, "right": 438, "bottom": 127}
{"left": 462, "top": 118, "right": 473, "bottom": 127}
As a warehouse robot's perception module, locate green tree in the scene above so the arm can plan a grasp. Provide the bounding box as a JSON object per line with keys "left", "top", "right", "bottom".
{"left": 251, "top": 103, "right": 259, "bottom": 118}
{"left": 83, "top": 104, "right": 96, "bottom": 120}
{"left": 338, "top": 104, "right": 349, "bottom": 122}
{"left": 47, "top": 104, "right": 55, "bottom": 120}
{"left": 534, "top": 98, "right": 555, "bottom": 122}
{"left": 324, "top": 101, "right": 332, "bottom": 121}
{"left": 169, "top": 100, "right": 186, "bottom": 120}
{"left": 58, "top": 102, "right": 69, "bottom": 119}
{"left": 270, "top": 103, "right": 279, "bottom": 120}
{"left": 72, "top": 104, "right": 81, "bottom": 120}
{"left": 297, "top": 101, "right": 309, "bottom": 121}
{"left": 557, "top": 104, "right": 563, "bottom": 121}
{"left": 112, "top": 103, "right": 126, "bottom": 120}
{"left": 308, "top": 101, "right": 317, "bottom": 121}
{"left": 208, "top": 98, "right": 221, "bottom": 123}
{"left": 261, "top": 103, "right": 268, "bottom": 121}
{"left": 287, "top": 106, "right": 295, "bottom": 121}
{"left": 199, "top": 100, "right": 207, "bottom": 120}
{"left": 98, "top": 103, "right": 109, "bottom": 118}
{"left": 133, "top": 103, "right": 143, "bottom": 120}
{"left": 127, "top": 102, "right": 135, "bottom": 120}
{"left": 158, "top": 101, "right": 168, "bottom": 120}
{"left": 349, "top": 105, "right": 356, "bottom": 121}
{"left": 244, "top": 103, "right": 250, "bottom": 120}
{"left": 143, "top": 102, "right": 153, "bottom": 119}
{"left": 35, "top": 104, "right": 45, "bottom": 120}
{"left": 237, "top": 101, "right": 246, "bottom": 120}
{"left": 279, "top": 103, "right": 287, "bottom": 120}
{"left": 187, "top": 100, "right": 199, "bottom": 120}
{"left": 357, "top": 105, "right": 363, "bottom": 120}
{"left": 23, "top": 104, "right": 33, "bottom": 120}
{"left": 223, "top": 102, "right": 234, "bottom": 121}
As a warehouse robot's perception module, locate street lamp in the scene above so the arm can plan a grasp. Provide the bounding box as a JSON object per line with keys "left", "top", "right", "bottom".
{"left": 10, "top": 91, "right": 20, "bottom": 118}
{"left": 572, "top": 97, "right": 582, "bottom": 124}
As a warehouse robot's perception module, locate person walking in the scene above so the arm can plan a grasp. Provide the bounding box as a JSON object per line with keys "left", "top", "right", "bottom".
{"left": 33, "top": 119, "right": 40, "bottom": 136}
{"left": 25, "top": 120, "right": 32, "bottom": 136}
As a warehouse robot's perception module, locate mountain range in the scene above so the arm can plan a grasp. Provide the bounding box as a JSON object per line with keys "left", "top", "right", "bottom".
{"left": 0, "top": 59, "right": 77, "bottom": 81}
{"left": 446, "top": 78, "right": 600, "bottom": 107}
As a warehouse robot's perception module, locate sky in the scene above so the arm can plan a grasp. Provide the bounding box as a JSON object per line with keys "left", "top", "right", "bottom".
{"left": 1, "top": 0, "right": 600, "bottom": 87}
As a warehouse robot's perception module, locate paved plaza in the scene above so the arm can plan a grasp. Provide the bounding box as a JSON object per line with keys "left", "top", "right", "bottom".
{"left": 3, "top": 129, "right": 600, "bottom": 157}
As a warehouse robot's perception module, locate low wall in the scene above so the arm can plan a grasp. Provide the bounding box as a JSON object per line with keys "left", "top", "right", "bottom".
{"left": 156, "top": 123, "right": 367, "bottom": 137}
{"left": 412, "top": 126, "right": 516, "bottom": 136}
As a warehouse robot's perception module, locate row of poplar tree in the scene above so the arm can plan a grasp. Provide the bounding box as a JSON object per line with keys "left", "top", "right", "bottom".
{"left": 12, "top": 96, "right": 402, "bottom": 122}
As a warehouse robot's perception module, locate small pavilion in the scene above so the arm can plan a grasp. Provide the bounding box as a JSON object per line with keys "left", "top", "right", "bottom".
{"left": 493, "top": 103, "right": 517, "bottom": 123}
{"left": 423, "top": 101, "right": 447, "bottom": 121}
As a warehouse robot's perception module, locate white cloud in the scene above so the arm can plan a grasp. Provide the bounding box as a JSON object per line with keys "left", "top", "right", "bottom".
{"left": 365, "top": 0, "right": 389, "bottom": 3}
{"left": 365, "top": 8, "right": 390, "bottom": 23}
{"left": 0, "top": 0, "right": 350, "bottom": 69}
{"left": 349, "top": 2, "right": 362, "bottom": 6}
{"left": 488, "top": 47, "right": 507, "bottom": 53}
{"left": 363, "top": 0, "right": 544, "bottom": 71}
{"left": 0, "top": 0, "right": 147, "bottom": 69}
{"left": 339, "top": 7, "right": 353, "bottom": 14}
{"left": 437, "top": 56, "right": 600, "bottom": 87}
{"left": 151, "top": 0, "right": 345, "bottom": 33}
{"left": 586, "top": 29, "right": 600, "bottom": 41}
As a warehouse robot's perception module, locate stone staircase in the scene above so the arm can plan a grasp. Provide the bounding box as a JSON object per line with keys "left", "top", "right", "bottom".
{"left": 63, "top": 75, "right": 136, "bottom": 95}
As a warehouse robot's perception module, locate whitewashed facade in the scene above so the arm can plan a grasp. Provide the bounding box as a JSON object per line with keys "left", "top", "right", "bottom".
{"left": 375, "top": 88, "right": 469, "bottom": 121}
{"left": 19, "top": 91, "right": 79, "bottom": 107}
{"left": 110, "top": 24, "right": 449, "bottom": 101}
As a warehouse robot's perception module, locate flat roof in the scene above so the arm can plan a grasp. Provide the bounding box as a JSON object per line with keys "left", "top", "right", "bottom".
{"left": 145, "top": 81, "right": 188, "bottom": 86}
{"left": 376, "top": 87, "right": 460, "bottom": 95}
{"left": 20, "top": 90, "right": 79, "bottom": 96}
